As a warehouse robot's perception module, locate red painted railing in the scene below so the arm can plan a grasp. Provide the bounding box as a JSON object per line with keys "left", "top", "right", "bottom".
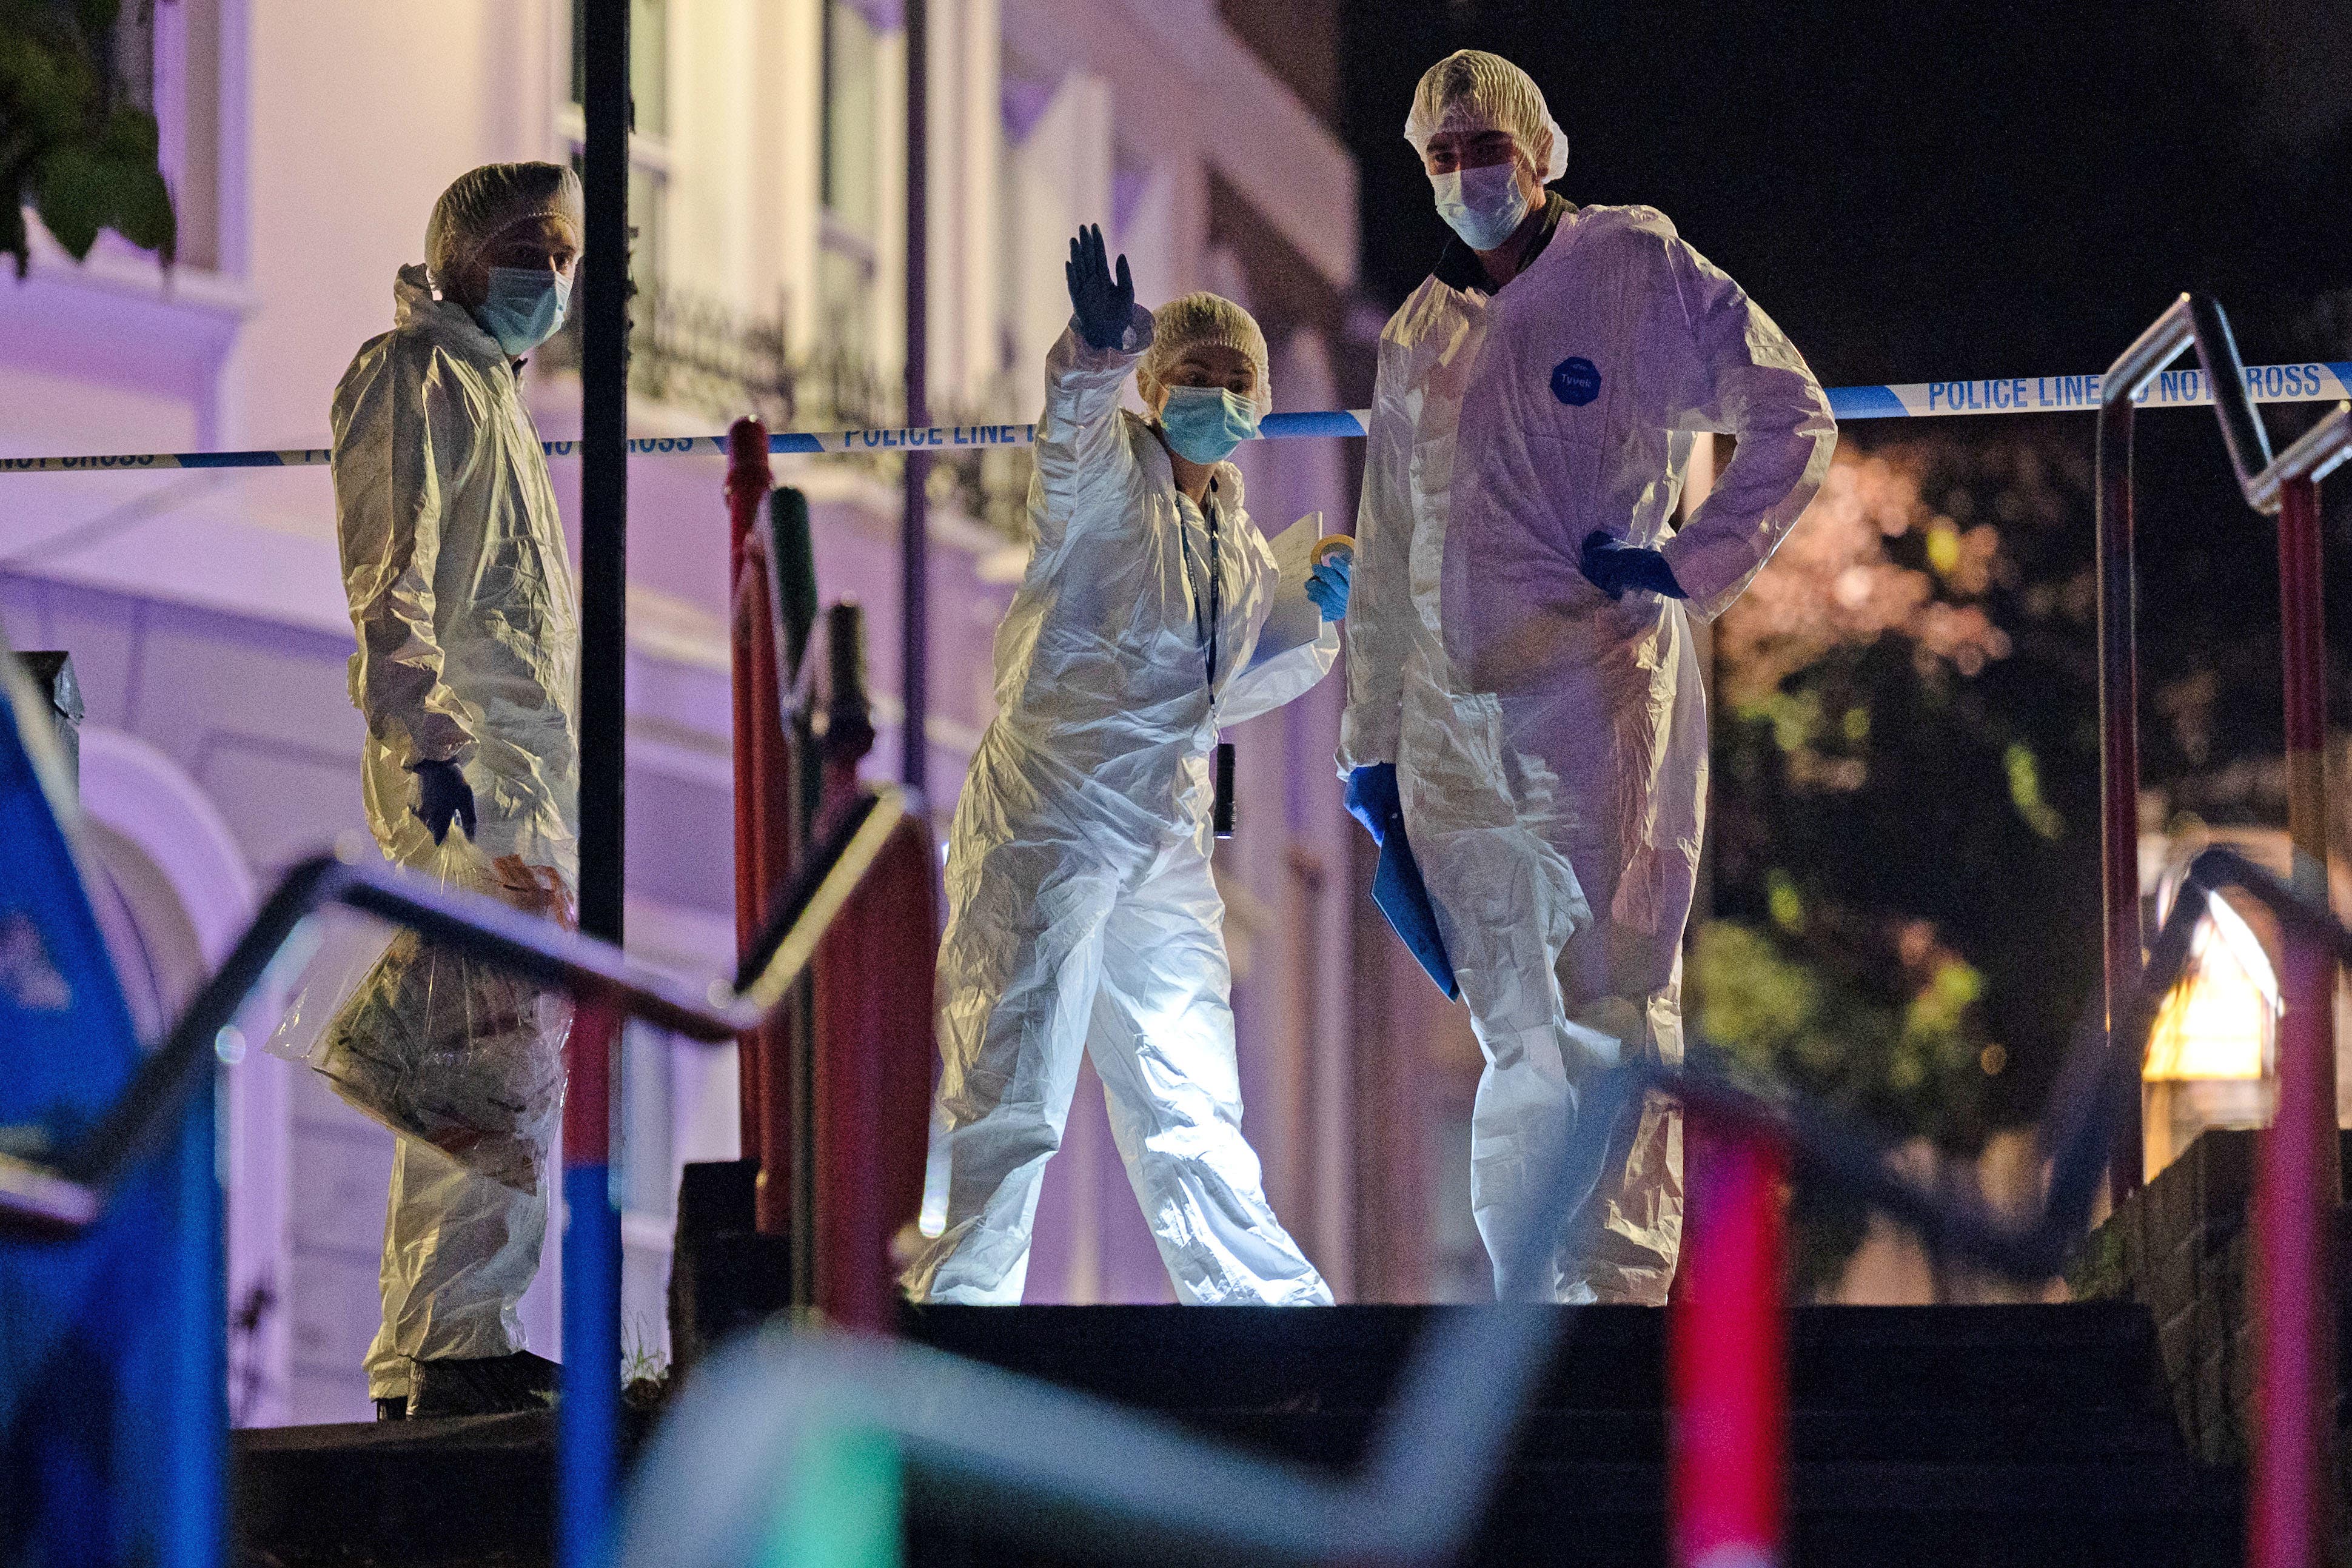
{"left": 809, "top": 811, "right": 940, "bottom": 1330}
{"left": 2253, "top": 923, "right": 2338, "bottom": 1568}
{"left": 725, "top": 427, "right": 940, "bottom": 1331}
{"left": 726, "top": 418, "right": 804, "bottom": 1247}
{"left": 1671, "top": 1120, "right": 1788, "bottom": 1568}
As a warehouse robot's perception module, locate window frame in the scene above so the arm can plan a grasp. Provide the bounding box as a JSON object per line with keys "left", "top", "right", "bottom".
{"left": 557, "top": 0, "right": 674, "bottom": 289}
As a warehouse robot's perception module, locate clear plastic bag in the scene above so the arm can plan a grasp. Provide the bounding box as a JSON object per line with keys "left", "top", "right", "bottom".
{"left": 274, "top": 836, "right": 574, "bottom": 1194}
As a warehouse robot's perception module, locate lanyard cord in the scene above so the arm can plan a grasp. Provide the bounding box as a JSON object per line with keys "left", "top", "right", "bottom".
{"left": 1180, "top": 481, "right": 1222, "bottom": 692}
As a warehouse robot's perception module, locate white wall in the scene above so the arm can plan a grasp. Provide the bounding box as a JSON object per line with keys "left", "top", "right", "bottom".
{"left": 1, "top": 0, "right": 1369, "bottom": 1413}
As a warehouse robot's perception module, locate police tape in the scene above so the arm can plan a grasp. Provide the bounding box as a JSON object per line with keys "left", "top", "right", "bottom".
{"left": 7, "top": 363, "right": 2350, "bottom": 474}
{"left": 1824, "top": 360, "right": 2352, "bottom": 420}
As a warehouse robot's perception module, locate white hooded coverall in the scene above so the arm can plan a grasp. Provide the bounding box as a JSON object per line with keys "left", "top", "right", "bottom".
{"left": 330, "top": 264, "right": 580, "bottom": 1398}
{"left": 1341, "top": 199, "right": 1835, "bottom": 1302}
{"left": 902, "top": 307, "right": 1338, "bottom": 1306}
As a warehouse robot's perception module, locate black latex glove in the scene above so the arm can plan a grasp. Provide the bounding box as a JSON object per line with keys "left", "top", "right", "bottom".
{"left": 409, "top": 758, "right": 478, "bottom": 845}
{"left": 1065, "top": 223, "right": 1134, "bottom": 352}
{"left": 1579, "top": 530, "right": 1687, "bottom": 601}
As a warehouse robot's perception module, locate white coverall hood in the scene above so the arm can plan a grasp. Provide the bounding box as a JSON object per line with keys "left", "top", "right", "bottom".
{"left": 330, "top": 263, "right": 580, "bottom": 1397}
{"left": 1404, "top": 49, "right": 1570, "bottom": 185}
{"left": 1341, "top": 203, "right": 1835, "bottom": 1302}
{"left": 902, "top": 306, "right": 1338, "bottom": 1307}
{"left": 1136, "top": 292, "right": 1275, "bottom": 418}
{"left": 426, "top": 161, "right": 585, "bottom": 294}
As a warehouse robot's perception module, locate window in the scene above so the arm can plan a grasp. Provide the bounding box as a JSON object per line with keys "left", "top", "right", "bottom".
{"left": 563, "top": 0, "right": 671, "bottom": 288}
{"left": 817, "top": 0, "right": 880, "bottom": 370}
{"left": 112, "top": 2, "right": 158, "bottom": 115}
{"left": 821, "top": 0, "right": 878, "bottom": 233}
{"left": 570, "top": 0, "right": 670, "bottom": 139}
{"left": 111, "top": 0, "right": 224, "bottom": 269}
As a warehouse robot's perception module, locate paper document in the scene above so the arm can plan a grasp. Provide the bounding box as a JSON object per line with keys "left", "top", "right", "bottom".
{"left": 1250, "top": 511, "right": 1328, "bottom": 668}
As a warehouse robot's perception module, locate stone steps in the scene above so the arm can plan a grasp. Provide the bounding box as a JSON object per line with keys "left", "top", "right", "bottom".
{"left": 233, "top": 1302, "right": 2243, "bottom": 1567}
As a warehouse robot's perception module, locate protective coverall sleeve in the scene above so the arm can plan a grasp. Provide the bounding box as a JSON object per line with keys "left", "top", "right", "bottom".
{"left": 1336, "top": 344, "right": 1416, "bottom": 771}
{"left": 333, "top": 341, "right": 482, "bottom": 768}
{"left": 1224, "top": 615, "right": 1338, "bottom": 727}
{"left": 1031, "top": 305, "right": 1154, "bottom": 554}
{"left": 1651, "top": 236, "right": 1838, "bottom": 622}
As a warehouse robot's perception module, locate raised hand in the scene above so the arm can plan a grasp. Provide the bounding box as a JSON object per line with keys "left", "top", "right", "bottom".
{"left": 1065, "top": 223, "right": 1135, "bottom": 351}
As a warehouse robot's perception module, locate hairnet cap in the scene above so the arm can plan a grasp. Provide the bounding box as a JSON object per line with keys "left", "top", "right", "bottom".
{"left": 1137, "top": 293, "right": 1274, "bottom": 417}
{"left": 1404, "top": 50, "right": 1569, "bottom": 184}
{"left": 426, "top": 162, "right": 586, "bottom": 286}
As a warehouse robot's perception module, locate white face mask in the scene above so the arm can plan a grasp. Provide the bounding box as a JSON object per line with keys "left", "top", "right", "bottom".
{"left": 1432, "top": 161, "right": 1532, "bottom": 252}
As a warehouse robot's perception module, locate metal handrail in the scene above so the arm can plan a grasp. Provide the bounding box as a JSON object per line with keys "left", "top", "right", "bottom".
{"left": 0, "top": 785, "right": 913, "bottom": 1242}
{"left": 615, "top": 842, "right": 2315, "bottom": 1567}
{"left": 9, "top": 815, "right": 2322, "bottom": 1563}
{"left": 15, "top": 768, "right": 2329, "bottom": 1566}
{"left": 0, "top": 1150, "right": 101, "bottom": 1239}
{"left": 2099, "top": 293, "right": 2352, "bottom": 519}
{"left": 2095, "top": 292, "right": 2352, "bottom": 1201}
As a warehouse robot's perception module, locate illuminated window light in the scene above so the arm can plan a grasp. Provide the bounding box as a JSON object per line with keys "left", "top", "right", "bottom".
{"left": 2143, "top": 893, "right": 2279, "bottom": 1082}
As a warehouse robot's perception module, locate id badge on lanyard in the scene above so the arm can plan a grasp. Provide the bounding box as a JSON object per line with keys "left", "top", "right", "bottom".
{"left": 1212, "top": 740, "right": 1236, "bottom": 839}
{"left": 1191, "top": 487, "right": 1237, "bottom": 840}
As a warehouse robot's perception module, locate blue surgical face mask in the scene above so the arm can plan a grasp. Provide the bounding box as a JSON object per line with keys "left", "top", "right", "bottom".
{"left": 474, "top": 266, "right": 571, "bottom": 357}
{"left": 1432, "top": 161, "right": 1532, "bottom": 252}
{"left": 1158, "top": 384, "right": 1260, "bottom": 465}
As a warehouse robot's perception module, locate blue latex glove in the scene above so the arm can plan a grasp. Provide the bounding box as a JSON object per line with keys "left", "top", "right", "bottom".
{"left": 1064, "top": 224, "right": 1134, "bottom": 352}
{"left": 409, "top": 758, "right": 478, "bottom": 845}
{"left": 1305, "top": 554, "right": 1352, "bottom": 622}
{"left": 1579, "top": 530, "right": 1686, "bottom": 601}
{"left": 1344, "top": 763, "right": 1459, "bottom": 999}
{"left": 1345, "top": 761, "right": 1402, "bottom": 840}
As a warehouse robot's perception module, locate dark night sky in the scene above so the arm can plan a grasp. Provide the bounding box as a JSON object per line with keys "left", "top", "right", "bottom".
{"left": 1339, "top": 0, "right": 2352, "bottom": 387}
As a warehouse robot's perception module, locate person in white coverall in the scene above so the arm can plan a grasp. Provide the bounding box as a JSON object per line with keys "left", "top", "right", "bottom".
{"left": 329, "top": 162, "right": 583, "bottom": 1415}
{"left": 902, "top": 227, "right": 1349, "bottom": 1306}
{"left": 1341, "top": 52, "right": 1836, "bottom": 1302}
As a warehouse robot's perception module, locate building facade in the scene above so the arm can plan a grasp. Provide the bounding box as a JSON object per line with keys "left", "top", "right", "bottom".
{"left": 0, "top": 0, "right": 1370, "bottom": 1422}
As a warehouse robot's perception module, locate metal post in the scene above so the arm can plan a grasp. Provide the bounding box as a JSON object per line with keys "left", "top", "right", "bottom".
{"left": 900, "top": 0, "right": 930, "bottom": 792}
{"left": 1669, "top": 1117, "right": 1787, "bottom": 1568}
{"left": 727, "top": 420, "right": 801, "bottom": 1261}
{"left": 577, "top": 0, "right": 630, "bottom": 948}
{"left": 2095, "top": 298, "right": 2200, "bottom": 1201}
{"left": 2095, "top": 389, "right": 2146, "bottom": 1202}
{"left": 162, "top": 1071, "right": 227, "bottom": 1568}
{"left": 2250, "top": 927, "right": 2338, "bottom": 1568}
{"left": 567, "top": 0, "right": 629, "bottom": 1561}
{"left": 801, "top": 602, "right": 879, "bottom": 1312}
{"left": 727, "top": 420, "right": 774, "bottom": 1169}
{"left": 2277, "top": 474, "right": 2338, "bottom": 1125}
{"left": 559, "top": 994, "right": 625, "bottom": 1568}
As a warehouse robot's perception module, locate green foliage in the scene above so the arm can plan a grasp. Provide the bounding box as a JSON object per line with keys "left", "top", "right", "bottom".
{"left": 620, "top": 1318, "right": 672, "bottom": 1413}
{"left": 1693, "top": 916, "right": 1992, "bottom": 1295}
{"left": 1694, "top": 920, "right": 1988, "bottom": 1150}
{"left": 1712, "top": 433, "right": 2102, "bottom": 1114}
{"left": 1704, "top": 432, "right": 2103, "bottom": 1290}
{"left": 1, "top": 0, "right": 177, "bottom": 276}
{"left": 2002, "top": 742, "right": 2066, "bottom": 841}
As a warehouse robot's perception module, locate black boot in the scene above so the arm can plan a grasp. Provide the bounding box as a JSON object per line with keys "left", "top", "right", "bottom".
{"left": 408, "top": 1350, "right": 560, "bottom": 1418}
{"left": 374, "top": 1396, "right": 409, "bottom": 1422}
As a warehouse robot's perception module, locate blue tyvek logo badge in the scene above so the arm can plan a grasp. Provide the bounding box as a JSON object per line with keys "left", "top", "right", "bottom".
{"left": 1551, "top": 356, "right": 1601, "bottom": 406}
